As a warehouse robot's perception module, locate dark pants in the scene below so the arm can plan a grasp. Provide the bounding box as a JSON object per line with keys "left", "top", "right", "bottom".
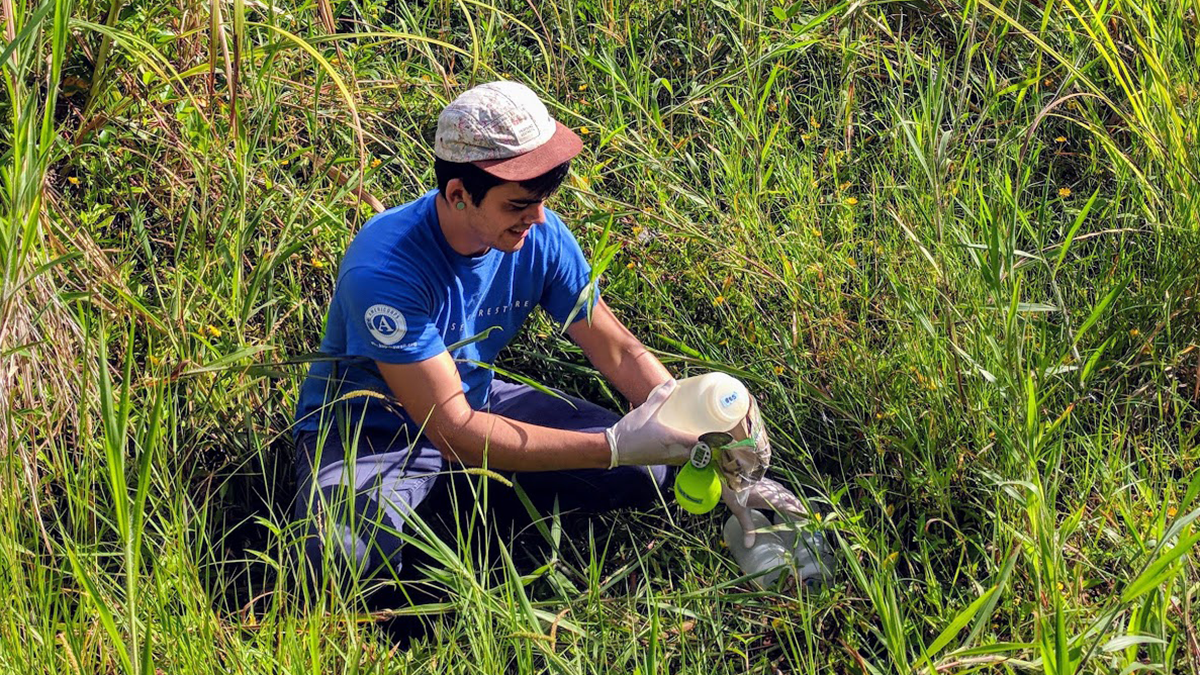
{"left": 292, "top": 379, "right": 672, "bottom": 591}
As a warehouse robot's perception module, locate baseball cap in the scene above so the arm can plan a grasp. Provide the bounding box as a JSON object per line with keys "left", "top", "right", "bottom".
{"left": 434, "top": 81, "right": 583, "bottom": 181}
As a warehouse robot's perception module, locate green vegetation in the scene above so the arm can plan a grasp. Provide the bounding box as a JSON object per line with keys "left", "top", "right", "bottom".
{"left": 2, "top": 0, "right": 1199, "bottom": 672}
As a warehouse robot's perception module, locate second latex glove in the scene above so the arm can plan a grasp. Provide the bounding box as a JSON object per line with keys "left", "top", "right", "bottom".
{"left": 722, "top": 477, "right": 807, "bottom": 548}
{"left": 605, "top": 379, "right": 697, "bottom": 469}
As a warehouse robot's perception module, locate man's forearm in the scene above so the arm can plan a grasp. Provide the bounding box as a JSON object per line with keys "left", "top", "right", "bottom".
{"left": 603, "top": 339, "right": 672, "bottom": 407}
{"left": 569, "top": 300, "right": 673, "bottom": 407}
{"left": 431, "top": 409, "right": 612, "bottom": 472}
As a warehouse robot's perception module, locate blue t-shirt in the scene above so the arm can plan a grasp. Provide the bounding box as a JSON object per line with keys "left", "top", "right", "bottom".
{"left": 293, "top": 189, "right": 597, "bottom": 440}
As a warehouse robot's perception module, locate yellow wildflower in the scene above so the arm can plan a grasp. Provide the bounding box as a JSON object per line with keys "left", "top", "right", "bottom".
{"left": 626, "top": 261, "right": 636, "bottom": 269}
{"left": 311, "top": 257, "right": 326, "bottom": 268}
{"left": 205, "top": 325, "right": 222, "bottom": 338}
{"left": 774, "top": 365, "right": 784, "bottom": 375}
{"left": 1055, "top": 136, "right": 1066, "bottom": 143}
{"left": 1058, "top": 187, "right": 1071, "bottom": 198}
{"left": 809, "top": 116, "right": 820, "bottom": 129}
{"left": 67, "top": 176, "right": 80, "bottom": 185}
{"left": 149, "top": 355, "right": 162, "bottom": 366}
{"left": 1129, "top": 329, "right": 1139, "bottom": 337}
{"left": 1167, "top": 506, "right": 1178, "bottom": 517}
{"left": 846, "top": 257, "right": 856, "bottom": 267}
{"left": 845, "top": 197, "right": 858, "bottom": 206}
{"left": 839, "top": 181, "right": 851, "bottom": 191}
{"left": 578, "top": 83, "right": 588, "bottom": 91}
{"left": 370, "top": 158, "right": 381, "bottom": 168}
{"left": 579, "top": 127, "right": 590, "bottom": 135}
{"left": 713, "top": 296, "right": 725, "bottom": 306}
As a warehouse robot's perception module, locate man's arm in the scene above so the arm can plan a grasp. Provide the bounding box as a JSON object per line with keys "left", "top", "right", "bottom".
{"left": 567, "top": 298, "right": 672, "bottom": 407}
{"left": 376, "top": 353, "right": 611, "bottom": 472}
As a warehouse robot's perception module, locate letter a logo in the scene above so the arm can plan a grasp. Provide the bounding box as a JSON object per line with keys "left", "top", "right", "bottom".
{"left": 364, "top": 304, "right": 407, "bottom": 345}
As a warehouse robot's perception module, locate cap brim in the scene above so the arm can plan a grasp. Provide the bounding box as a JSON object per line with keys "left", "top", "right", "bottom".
{"left": 473, "top": 121, "right": 583, "bottom": 181}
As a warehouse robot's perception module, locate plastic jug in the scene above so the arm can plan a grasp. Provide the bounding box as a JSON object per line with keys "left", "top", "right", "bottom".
{"left": 656, "top": 373, "right": 750, "bottom": 435}
{"left": 664, "top": 373, "right": 751, "bottom": 514}
{"left": 722, "top": 510, "right": 791, "bottom": 589}
{"left": 779, "top": 527, "right": 837, "bottom": 590}
{"left": 724, "top": 509, "right": 836, "bottom": 590}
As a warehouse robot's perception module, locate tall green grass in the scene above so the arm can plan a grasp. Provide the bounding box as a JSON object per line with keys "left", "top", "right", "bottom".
{"left": 1, "top": 0, "right": 1197, "bottom": 672}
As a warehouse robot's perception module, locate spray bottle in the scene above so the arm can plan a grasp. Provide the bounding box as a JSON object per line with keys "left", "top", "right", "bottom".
{"left": 664, "top": 373, "right": 751, "bottom": 514}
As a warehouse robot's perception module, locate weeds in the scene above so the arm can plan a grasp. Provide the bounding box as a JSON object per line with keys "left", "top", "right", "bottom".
{"left": 1, "top": 0, "right": 1197, "bottom": 672}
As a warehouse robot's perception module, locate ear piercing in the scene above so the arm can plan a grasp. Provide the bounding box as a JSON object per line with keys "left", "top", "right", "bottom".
{"left": 456, "top": 201, "right": 466, "bottom": 210}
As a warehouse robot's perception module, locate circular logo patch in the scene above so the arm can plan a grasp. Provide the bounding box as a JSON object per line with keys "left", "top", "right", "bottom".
{"left": 364, "top": 304, "right": 406, "bottom": 345}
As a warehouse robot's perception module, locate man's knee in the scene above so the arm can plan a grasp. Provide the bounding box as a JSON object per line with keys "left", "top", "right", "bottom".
{"left": 634, "top": 463, "right": 673, "bottom": 507}
{"left": 595, "top": 463, "right": 675, "bottom": 511}
{"left": 647, "top": 463, "right": 671, "bottom": 490}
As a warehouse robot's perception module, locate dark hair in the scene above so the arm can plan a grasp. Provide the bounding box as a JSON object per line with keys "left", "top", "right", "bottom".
{"left": 434, "top": 157, "right": 571, "bottom": 206}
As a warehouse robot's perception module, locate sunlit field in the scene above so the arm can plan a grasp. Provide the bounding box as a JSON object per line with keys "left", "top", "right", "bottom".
{"left": 2, "top": 0, "right": 1199, "bottom": 672}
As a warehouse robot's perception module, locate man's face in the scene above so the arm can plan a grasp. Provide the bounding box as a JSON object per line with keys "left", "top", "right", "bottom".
{"left": 465, "top": 182, "right": 548, "bottom": 254}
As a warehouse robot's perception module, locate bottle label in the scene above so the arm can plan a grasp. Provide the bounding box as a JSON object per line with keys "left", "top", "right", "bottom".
{"left": 719, "top": 390, "right": 741, "bottom": 410}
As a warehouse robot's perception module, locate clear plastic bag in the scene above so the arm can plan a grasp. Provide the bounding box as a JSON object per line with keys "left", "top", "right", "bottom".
{"left": 702, "top": 396, "right": 770, "bottom": 504}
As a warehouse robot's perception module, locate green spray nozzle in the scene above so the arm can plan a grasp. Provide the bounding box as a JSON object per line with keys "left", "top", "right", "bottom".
{"left": 673, "top": 432, "right": 743, "bottom": 514}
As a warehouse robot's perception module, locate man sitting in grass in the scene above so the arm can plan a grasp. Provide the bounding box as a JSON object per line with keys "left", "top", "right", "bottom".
{"left": 292, "top": 80, "right": 804, "bottom": 595}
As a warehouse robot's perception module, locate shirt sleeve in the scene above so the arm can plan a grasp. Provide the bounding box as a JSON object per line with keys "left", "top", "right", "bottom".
{"left": 539, "top": 213, "right": 600, "bottom": 327}
{"left": 338, "top": 265, "right": 446, "bottom": 363}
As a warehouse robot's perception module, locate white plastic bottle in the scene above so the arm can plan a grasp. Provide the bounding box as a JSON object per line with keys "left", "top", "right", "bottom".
{"left": 656, "top": 372, "right": 751, "bottom": 435}
{"left": 725, "top": 510, "right": 837, "bottom": 590}
{"left": 779, "top": 527, "right": 836, "bottom": 590}
{"left": 722, "top": 510, "right": 791, "bottom": 589}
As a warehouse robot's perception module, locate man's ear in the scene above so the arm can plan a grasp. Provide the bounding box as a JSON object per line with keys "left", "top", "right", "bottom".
{"left": 444, "top": 178, "right": 469, "bottom": 207}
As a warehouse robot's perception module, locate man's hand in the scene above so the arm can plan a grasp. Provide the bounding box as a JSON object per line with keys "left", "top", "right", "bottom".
{"left": 722, "top": 477, "right": 806, "bottom": 548}
{"left": 604, "top": 379, "right": 696, "bottom": 468}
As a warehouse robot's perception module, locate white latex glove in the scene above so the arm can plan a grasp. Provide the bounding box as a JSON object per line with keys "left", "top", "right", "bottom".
{"left": 722, "top": 477, "right": 807, "bottom": 548}
{"left": 604, "top": 379, "right": 696, "bottom": 469}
